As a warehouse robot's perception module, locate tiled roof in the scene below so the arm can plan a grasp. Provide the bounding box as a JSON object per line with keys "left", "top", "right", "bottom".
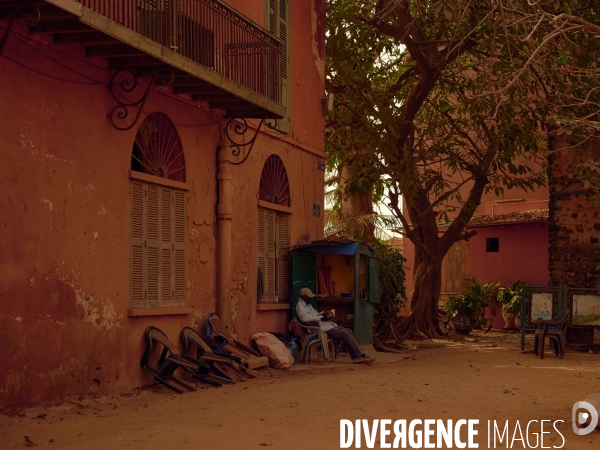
{"left": 468, "top": 208, "right": 549, "bottom": 227}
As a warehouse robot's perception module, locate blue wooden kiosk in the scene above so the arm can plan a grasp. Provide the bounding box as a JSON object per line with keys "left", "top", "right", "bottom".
{"left": 290, "top": 239, "right": 380, "bottom": 345}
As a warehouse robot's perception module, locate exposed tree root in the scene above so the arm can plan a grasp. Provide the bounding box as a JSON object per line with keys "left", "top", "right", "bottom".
{"left": 373, "top": 337, "right": 405, "bottom": 353}
{"left": 373, "top": 323, "right": 409, "bottom": 352}
{"left": 395, "top": 315, "right": 441, "bottom": 340}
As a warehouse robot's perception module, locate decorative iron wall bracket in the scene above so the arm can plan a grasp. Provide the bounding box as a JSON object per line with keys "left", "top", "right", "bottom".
{"left": 107, "top": 67, "right": 174, "bottom": 131}
{"left": 224, "top": 118, "right": 277, "bottom": 165}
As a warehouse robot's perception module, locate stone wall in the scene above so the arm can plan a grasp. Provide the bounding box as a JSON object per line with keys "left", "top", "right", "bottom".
{"left": 548, "top": 134, "right": 600, "bottom": 288}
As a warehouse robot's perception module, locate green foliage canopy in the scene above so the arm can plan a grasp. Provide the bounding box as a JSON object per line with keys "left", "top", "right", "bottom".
{"left": 325, "top": 0, "right": 600, "bottom": 336}
{"left": 374, "top": 244, "right": 407, "bottom": 329}
{"left": 325, "top": 1, "right": 600, "bottom": 252}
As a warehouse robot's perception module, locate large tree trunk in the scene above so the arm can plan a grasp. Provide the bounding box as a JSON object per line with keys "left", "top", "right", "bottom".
{"left": 395, "top": 177, "right": 487, "bottom": 340}
{"left": 396, "top": 248, "right": 443, "bottom": 339}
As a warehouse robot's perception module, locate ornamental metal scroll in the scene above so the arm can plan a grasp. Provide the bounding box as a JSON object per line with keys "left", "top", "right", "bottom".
{"left": 224, "top": 118, "right": 278, "bottom": 165}
{"left": 107, "top": 67, "right": 175, "bottom": 131}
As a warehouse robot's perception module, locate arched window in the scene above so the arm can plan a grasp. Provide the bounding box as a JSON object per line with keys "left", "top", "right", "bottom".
{"left": 259, "top": 154, "right": 290, "bottom": 206}
{"left": 258, "top": 155, "right": 291, "bottom": 303}
{"left": 130, "top": 113, "right": 186, "bottom": 310}
{"left": 131, "top": 112, "right": 186, "bottom": 182}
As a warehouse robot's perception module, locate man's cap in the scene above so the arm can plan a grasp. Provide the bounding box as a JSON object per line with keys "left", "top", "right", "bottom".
{"left": 299, "top": 287, "right": 316, "bottom": 298}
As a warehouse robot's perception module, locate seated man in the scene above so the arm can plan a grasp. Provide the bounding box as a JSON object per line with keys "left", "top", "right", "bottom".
{"left": 295, "top": 287, "right": 375, "bottom": 364}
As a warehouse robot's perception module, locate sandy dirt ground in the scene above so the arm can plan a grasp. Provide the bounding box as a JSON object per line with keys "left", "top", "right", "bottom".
{"left": 1, "top": 332, "right": 599, "bottom": 449}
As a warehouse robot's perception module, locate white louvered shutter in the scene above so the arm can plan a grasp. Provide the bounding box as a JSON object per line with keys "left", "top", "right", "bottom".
{"left": 265, "top": 209, "right": 276, "bottom": 301}
{"left": 173, "top": 190, "right": 186, "bottom": 306}
{"left": 160, "top": 188, "right": 172, "bottom": 307}
{"left": 258, "top": 208, "right": 267, "bottom": 302}
{"left": 268, "top": 0, "right": 275, "bottom": 34}
{"left": 131, "top": 181, "right": 144, "bottom": 309}
{"left": 146, "top": 184, "right": 160, "bottom": 308}
{"left": 131, "top": 181, "right": 186, "bottom": 309}
{"left": 267, "top": 0, "right": 290, "bottom": 133}
{"left": 258, "top": 208, "right": 277, "bottom": 302}
{"left": 276, "top": 212, "right": 290, "bottom": 301}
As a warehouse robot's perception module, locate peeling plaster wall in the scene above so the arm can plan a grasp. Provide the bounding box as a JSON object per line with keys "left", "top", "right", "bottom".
{"left": 291, "top": 0, "right": 326, "bottom": 150}
{"left": 548, "top": 135, "right": 600, "bottom": 288}
{"left": 1, "top": 28, "right": 128, "bottom": 407}
{"left": 231, "top": 142, "right": 325, "bottom": 343}
{"left": 227, "top": 0, "right": 326, "bottom": 342}
{"left": 0, "top": 0, "right": 325, "bottom": 408}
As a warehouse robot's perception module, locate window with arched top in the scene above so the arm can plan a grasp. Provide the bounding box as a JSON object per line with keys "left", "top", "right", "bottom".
{"left": 257, "top": 155, "right": 291, "bottom": 303}
{"left": 131, "top": 112, "right": 186, "bottom": 182}
{"left": 130, "top": 113, "right": 187, "bottom": 310}
{"left": 259, "top": 154, "right": 290, "bottom": 206}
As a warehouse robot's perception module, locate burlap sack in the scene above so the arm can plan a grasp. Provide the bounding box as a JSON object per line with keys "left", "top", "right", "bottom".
{"left": 252, "top": 332, "right": 294, "bottom": 369}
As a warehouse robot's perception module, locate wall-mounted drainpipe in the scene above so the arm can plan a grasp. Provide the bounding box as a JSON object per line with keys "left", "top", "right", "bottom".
{"left": 217, "top": 139, "right": 233, "bottom": 328}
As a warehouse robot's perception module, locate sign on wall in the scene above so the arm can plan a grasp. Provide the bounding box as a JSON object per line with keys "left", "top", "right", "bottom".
{"left": 572, "top": 294, "right": 600, "bottom": 326}
{"left": 531, "top": 292, "right": 553, "bottom": 321}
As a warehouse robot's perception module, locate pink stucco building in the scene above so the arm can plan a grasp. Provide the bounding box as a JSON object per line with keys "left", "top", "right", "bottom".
{"left": 0, "top": 0, "right": 326, "bottom": 408}
{"left": 402, "top": 181, "right": 549, "bottom": 327}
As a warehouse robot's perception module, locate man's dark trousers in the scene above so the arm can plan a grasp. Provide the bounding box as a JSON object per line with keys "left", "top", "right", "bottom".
{"left": 326, "top": 326, "right": 363, "bottom": 359}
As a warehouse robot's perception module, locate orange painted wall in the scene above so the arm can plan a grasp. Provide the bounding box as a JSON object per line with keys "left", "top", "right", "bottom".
{"left": 0, "top": 0, "right": 325, "bottom": 408}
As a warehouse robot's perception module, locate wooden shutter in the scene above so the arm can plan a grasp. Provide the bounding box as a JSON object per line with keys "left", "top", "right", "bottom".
{"left": 146, "top": 184, "right": 160, "bottom": 307}
{"left": 276, "top": 212, "right": 290, "bottom": 301}
{"left": 160, "top": 188, "right": 172, "bottom": 307}
{"left": 266, "top": 0, "right": 290, "bottom": 133}
{"left": 258, "top": 208, "right": 277, "bottom": 302}
{"left": 279, "top": 0, "right": 290, "bottom": 133}
{"left": 131, "top": 181, "right": 144, "bottom": 309}
{"left": 130, "top": 180, "right": 186, "bottom": 309}
{"left": 265, "top": 209, "right": 276, "bottom": 301}
{"left": 173, "top": 190, "right": 186, "bottom": 306}
{"left": 258, "top": 208, "right": 267, "bottom": 302}
{"left": 268, "top": 0, "right": 275, "bottom": 34}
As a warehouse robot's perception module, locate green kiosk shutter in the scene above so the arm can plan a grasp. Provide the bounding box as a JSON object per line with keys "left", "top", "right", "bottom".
{"left": 291, "top": 252, "right": 317, "bottom": 316}
{"left": 368, "top": 257, "right": 381, "bottom": 304}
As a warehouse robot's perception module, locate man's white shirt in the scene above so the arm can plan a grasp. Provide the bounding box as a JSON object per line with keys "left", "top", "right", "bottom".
{"left": 295, "top": 298, "right": 337, "bottom": 332}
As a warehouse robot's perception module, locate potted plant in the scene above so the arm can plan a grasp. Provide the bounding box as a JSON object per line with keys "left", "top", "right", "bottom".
{"left": 497, "top": 282, "right": 523, "bottom": 329}
{"left": 444, "top": 277, "right": 500, "bottom": 334}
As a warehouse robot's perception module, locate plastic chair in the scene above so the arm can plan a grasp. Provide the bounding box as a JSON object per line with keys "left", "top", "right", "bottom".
{"left": 205, "top": 314, "right": 269, "bottom": 370}
{"left": 180, "top": 327, "right": 249, "bottom": 383}
{"left": 289, "top": 318, "right": 336, "bottom": 364}
{"left": 534, "top": 310, "right": 570, "bottom": 359}
{"left": 140, "top": 326, "right": 199, "bottom": 393}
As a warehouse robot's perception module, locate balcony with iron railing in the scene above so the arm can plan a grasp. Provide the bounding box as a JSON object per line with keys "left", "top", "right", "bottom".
{"left": 0, "top": 0, "right": 285, "bottom": 119}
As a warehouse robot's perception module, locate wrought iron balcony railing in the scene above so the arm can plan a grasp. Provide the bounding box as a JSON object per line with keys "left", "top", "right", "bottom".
{"left": 78, "top": 0, "right": 282, "bottom": 104}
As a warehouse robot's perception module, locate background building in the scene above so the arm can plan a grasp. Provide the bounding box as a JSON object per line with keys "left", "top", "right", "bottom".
{"left": 401, "top": 166, "right": 549, "bottom": 327}
{"left": 548, "top": 134, "right": 600, "bottom": 289}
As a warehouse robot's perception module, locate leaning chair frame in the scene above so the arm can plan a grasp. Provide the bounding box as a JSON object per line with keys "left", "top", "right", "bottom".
{"left": 141, "top": 326, "right": 201, "bottom": 394}
{"left": 180, "top": 326, "right": 249, "bottom": 383}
